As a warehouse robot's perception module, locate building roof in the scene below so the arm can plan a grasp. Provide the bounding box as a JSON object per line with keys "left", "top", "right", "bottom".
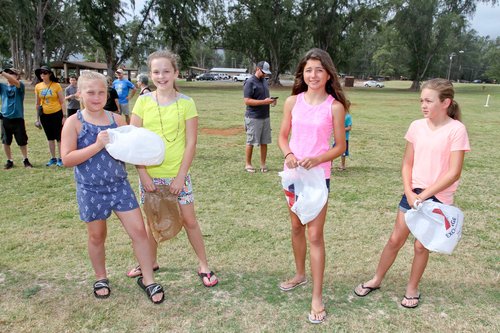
{"left": 50, "top": 61, "right": 109, "bottom": 70}
{"left": 210, "top": 68, "right": 248, "bottom": 74}
{"left": 189, "top": 66, "right": 207, "bottom": 72}
{"left": 50, "top": 61, "right": 137, "bottom": 71}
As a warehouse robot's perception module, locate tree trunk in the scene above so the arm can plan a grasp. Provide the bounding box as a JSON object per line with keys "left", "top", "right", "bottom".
{"left": 33, "top": 0, "right": 49, "bottom": 69}
{"left": 410, "top": 80, "right": 420, "bottom": 91}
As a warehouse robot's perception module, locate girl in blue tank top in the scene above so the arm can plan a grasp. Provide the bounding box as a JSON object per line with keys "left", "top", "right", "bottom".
{"left": 60, "top": 71, "right": 164, "bottom": 304}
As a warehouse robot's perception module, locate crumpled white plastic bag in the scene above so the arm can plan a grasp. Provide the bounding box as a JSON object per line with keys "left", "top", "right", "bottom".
{"left": 105, "top": 125, "right": 165, "bottom": 166}
{"left": 279, "top": 166, "right": 328, "bottom": 225}
{"left": 405, "top": 200, "right": 464, "bottom": 254}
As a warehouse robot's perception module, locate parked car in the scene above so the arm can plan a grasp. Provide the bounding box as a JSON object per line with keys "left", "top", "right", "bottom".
{"left": 233, "top": 74, "right": 252, "bottom": 82}
{"left": 196, "top": 73, "right": 217, "bottom": 81}
{"left": 363, "top": 80, "right": 384, "bottom": 88}
{"left": 472, "top": 79, "right": 482, "bottom": 84}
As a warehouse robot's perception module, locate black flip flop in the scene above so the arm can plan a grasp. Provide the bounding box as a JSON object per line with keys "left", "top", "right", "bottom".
{"left": 401, "top": 294, "right": 421, "bottom": 308}
{"left": 198, "top": 271, "right": 219, "bottom": 287}
{"left": 137, "top": 277, "right": 165, "bottom": 304}
{"left": 354, "top": 283, "right": 380, "bottom": 297}
{"left": 93, "top": 278, "right": 111, "bottom": 299}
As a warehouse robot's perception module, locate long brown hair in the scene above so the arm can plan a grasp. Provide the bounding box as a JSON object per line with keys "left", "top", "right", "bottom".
{"left": 292, "top": 48, "right": 350, "bottom": 112}
{"left": 421, "top": 78, "right": 461, "bottom": 121}
{"left": 147, "top": 50, "right": 180, "bottom": 91}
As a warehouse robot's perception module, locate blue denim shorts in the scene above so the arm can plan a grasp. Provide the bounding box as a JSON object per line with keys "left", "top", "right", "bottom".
{"left": 399, "top": 188, "right": 441, "bottom": 212}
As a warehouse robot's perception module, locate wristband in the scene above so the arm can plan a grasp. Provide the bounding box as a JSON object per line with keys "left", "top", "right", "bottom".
{"left": 284, "top": 152, "right": 294, "bottom": 159}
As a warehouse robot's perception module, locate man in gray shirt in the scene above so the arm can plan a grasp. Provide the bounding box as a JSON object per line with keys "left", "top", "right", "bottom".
{"left": 243, "top": 61, "right": 277, "bottom": 173}
{"left": 65, "top": 75, "right": 80, "bottom": 117}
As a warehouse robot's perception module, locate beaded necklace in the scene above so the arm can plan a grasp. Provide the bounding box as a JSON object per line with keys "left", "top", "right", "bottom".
{"left": 156, "top": 91, "right": 180, "bottom": 143}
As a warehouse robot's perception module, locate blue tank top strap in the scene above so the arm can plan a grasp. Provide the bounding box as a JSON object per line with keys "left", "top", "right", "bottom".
{"left": 76, "top": 109, "right": 85, "bottom": 123}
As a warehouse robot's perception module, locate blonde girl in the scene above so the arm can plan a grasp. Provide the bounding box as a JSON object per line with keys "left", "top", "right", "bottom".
{"left": 61, "top": 71, "right": 164, "bottom": 304}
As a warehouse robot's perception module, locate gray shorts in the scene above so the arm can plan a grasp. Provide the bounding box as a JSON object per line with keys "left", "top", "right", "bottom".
{"left": 119, "top": 103, "right": 130, "bottom": 116}
{"left": 245, "top": 117, "right": 271, "bottom": 146}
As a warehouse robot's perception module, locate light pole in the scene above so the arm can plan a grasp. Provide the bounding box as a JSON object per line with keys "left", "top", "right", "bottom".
{"left": 447, "top": 52, "right": 456, "bottom": 81}
{"left": 446, "top": 50, "right": 465, "bottom": 81}
{"left": 458, "top": 50, "right": 464, "bottom": 82}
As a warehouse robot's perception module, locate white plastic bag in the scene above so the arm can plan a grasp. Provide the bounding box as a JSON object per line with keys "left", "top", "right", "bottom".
{"left": 405, "top": 200, "right": 464, "bottom": 254}
{"left": 279, "top": 166, "right": 328, "bottom": 225}
{"left": 105, "top": 125, "right": 165, "bottom": 166}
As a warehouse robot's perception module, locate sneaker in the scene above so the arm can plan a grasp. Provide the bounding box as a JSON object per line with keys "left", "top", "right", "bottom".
{"left": 56, "top": 158, "right": 63, "bottom": 167}
{"left": 23, "top": 158, "right": 33, "bottom": 168}
{"left": 4, "top": 160, "right": 14, "bottom": 169}
{"left": 46, "top": 158, "right": 57, "bottom": 166}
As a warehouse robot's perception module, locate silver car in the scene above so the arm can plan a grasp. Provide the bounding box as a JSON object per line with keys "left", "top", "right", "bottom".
{"left": 363, "top": 80, "right": 384, "bottom": 88}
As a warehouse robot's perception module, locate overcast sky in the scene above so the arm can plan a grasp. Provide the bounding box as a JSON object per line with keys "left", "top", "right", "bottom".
{"left": 470, "top": 2, "right": 500, "bottom": 38}
{"left": 132, "top": 1, "right": 499, "bottom": 39}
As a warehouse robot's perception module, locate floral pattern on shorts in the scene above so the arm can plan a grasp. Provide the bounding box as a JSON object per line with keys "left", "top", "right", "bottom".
{"left": 139, "top": 174, "right": 194, "bottom": 205}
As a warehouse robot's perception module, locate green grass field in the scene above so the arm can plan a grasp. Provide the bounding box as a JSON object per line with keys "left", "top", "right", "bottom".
{"left": 0, "top": 80, "right": 499, "bottom": 332}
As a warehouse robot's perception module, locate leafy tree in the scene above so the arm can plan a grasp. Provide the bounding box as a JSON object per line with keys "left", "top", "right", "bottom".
{"left": 77, "top": 0, "right": 154, "bottom": 76}
{"left": 225, "top": 0, "right": 306, "bottom": 85}
{"left": 483, "top": 37, "right": 500, "bottom": 81}
{"left": 301, "top": 0, "right": 382, "bottom": 72}
{"left": 44, "top": 1, "right": 88, "bottom": 63}
{"left": 0, "top": 0, "right": 89, "bottom": 79}
{"left": 152, "top": 0, "right": 208, "bottom": 69}
{"left": 388, "top": 0, "right": 495, "bottom": 90}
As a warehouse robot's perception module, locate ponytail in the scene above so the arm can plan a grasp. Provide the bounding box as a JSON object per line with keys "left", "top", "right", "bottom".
{"left": 448, "top": 100, "right": 461, "bottom": 121}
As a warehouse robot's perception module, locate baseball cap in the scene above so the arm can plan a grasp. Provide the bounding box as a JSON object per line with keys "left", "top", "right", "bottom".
{"left": 116, "top": 69, "right": 124, "bottom": 74}
{"left": 4, "top": 68, "right": 20, "bottom": 75}
{"left": 257, "top": 61, "right": 272, "bottom": 75}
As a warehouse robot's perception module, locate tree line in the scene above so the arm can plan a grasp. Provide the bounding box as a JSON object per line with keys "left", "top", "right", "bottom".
{"left": 0, "top": 0, "right": 498, "bottom": 90}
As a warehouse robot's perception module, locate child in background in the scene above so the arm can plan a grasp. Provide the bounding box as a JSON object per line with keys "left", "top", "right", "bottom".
{"left": 354, "top": 78, "right": 470, "bottom": 308}
{"left": 65, "top": 75, "right": 80, "bottom": 117}
{"left": 339, "top": 111, "right": 352, "bottom": 170}
{"left": 61, "top": 71, "right": 164, "bottom": 304}
{"left": 127, "top": 50, "right": 218, "bottom": 288}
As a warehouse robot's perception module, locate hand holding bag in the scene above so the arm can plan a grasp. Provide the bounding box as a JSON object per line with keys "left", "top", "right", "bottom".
{"left": 143, "top": 185, "right": 183, "bottom": 243}
{"left": 279, "top": 166, "right": 328, "bottom": 225}
{"left": 405, "top": 200, "right": 464, "bottom": 254}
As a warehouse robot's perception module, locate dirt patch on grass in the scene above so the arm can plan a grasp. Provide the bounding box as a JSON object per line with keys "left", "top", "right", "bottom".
{"left": 200, "top": 126, "right": 244, "bottom": 136}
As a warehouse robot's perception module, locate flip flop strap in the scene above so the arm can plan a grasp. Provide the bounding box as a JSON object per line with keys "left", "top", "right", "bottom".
{"left": 404, "top": 295, "right": 420, "bottom": 300}
{"left": 146, "top": 283, "right": 163, "bottom": 297}
{"left": 94, "top": 280, "right": 109, "bottom": 290}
